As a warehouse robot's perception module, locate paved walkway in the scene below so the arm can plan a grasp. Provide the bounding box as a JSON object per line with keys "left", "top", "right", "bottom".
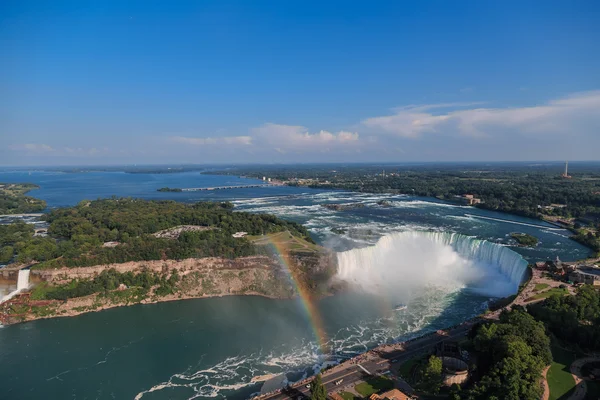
{"left": 568, "top": 356, "right": 600, "bottom": 400}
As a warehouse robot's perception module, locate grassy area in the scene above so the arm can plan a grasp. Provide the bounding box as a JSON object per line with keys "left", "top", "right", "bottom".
{"left": 354, "top": 376, "right": 394, "bottom": 397}
{"left": 339, "top": 392, "right": 360, "bottom": 400}
{"left": 535, "top": 283, "right": 550, "bottom": 291}
{"left": 249, "top": 231, "right": 321, "bottom": 253}
{"left": 533, "top": 287, "right": 569, "bottom": 300}
{"left": 547, "top": 346, "right": 578, "bottom": 400}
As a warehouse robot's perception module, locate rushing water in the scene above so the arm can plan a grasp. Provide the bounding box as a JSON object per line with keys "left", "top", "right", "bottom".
{"left": 336, "top": 231, "right": 528, "bottom": 299}
{"left": 0, "top": 170, "right": 591, "bottom": 400}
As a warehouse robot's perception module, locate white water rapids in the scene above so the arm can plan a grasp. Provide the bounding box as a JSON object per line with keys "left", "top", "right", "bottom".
{"left": 336, "top": 231, "right": 528, "bottom": 299}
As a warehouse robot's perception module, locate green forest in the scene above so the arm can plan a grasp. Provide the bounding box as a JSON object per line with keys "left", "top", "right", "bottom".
{"left": 31, "top": 268, "right": 180, "bottom": 301}
{"left": 529, "top": 285, "right": 600, "bottom": 351}
{"left": 0, "top": 183, "right": 46, "bottom": 215}
{"left": 0, "top": 198, "right": 314, "bottom": 269}
{"left": 464, "top": 308, "right": 551, "bottom": 400}
{"left": 457, "top": 285, "right": 600, "bottom": 400}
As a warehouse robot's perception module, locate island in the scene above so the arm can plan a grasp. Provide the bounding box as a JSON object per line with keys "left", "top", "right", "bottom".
{"left": 157, "top": 187, "right": 183, "bottom": 192}
{"left": 510, "top": 232, "right": 539, "bottom": 247}
{"left": 0, "top": 198, "right": 337, "bottom": 324}
{"left": 321, "top": 203, "right": 365, "bottom": 211}
{"left": 0, "top": 183, "right": 46, "bottom": 215}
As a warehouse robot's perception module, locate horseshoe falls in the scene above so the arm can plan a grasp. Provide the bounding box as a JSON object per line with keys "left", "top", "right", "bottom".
{"left": 336, "top": 231, "right": 528, "bottom": 299}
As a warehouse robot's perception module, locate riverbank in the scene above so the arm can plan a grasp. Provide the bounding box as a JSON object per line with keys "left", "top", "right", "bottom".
{"left": 0, "top": 255, "right": 302, "bottom": 325}
{"left": 1, "top": 287, "right": 285, "bottom": 326}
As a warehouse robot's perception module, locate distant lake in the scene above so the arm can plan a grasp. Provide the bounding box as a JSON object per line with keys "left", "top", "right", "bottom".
{"left": 0, "top": 170, "right": 318, "bottom": 208}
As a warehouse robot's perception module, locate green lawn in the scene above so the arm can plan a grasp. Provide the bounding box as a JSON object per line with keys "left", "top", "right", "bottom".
{"left": 535, "top": 283, "right": 550, "bottom": 291}
{"left": 533, "top": 287, "right": 568, "bottom": 300}
{"left": 547, "top": 346, "right": 577, "bottom": 400}
{"left": 339, "top": 392, "right": 360, "bottom": 400}
{"left": 354, "top": 376, "right": 394, "bottom": 397}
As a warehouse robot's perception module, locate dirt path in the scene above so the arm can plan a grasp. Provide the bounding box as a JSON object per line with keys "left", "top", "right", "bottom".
{"left": 542, "top": 365, "right": 550, "bottom": 400}
{"left": 568, "top": 356, "right": 600, "bottom": 400}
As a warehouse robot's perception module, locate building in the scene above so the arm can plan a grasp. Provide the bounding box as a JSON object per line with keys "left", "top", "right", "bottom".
{"left": 232, "top": 232, "right": 248, "bottom": 238}
{"left": 369, "top": 389, "right": 412, "bottom": 400}
{"left": 569, "top": 266, "right": 600, "bottom": 286}
{"left": 540, "top": 256, "right": 577, "bottom": 276}
{"left": 539, "top": 204, "right": 567, "bottom": 212}
{"left": 454, "top": 194, "right": 482, "bottom": 206}
{"left": 535, "top": 261, "right": 548, "bottom": 270}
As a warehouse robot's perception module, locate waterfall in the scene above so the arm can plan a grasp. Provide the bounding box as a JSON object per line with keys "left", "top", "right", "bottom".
{"left": 17, "top": 269, "right": 31, "bottom": 291}
{"left": 1, "top": 269, "right": 32, "bottom": 304}
{"left": 336, "top": 231, "right": 528, "bottom": 298}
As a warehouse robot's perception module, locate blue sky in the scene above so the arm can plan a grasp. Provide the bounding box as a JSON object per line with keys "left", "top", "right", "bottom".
{"left": 1, "top": 0, "right": 599, "bottom": 165}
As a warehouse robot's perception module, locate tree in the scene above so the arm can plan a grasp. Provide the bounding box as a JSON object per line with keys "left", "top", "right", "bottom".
{"left": 422, "top": 355, "right": 443, "bottom": 394}
{"left": 0, "top": 246, "right": 13, "bottom": 264}
{"left": 310, "top": 374, "right": 327, "bottom": 400}
{"left": 466, "top": 309, "right": 548, "bottom": 400}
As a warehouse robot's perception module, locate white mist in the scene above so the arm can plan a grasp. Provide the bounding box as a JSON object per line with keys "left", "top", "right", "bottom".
{"left": 336, "top": 231, "right": 527, "bottom": 299}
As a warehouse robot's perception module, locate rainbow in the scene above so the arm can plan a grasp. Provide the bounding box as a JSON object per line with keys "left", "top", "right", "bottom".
{"left": 264, "top": 236, "right": 329, "bottom": 353}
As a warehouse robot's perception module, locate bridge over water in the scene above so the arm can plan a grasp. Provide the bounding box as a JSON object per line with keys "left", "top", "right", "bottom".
{"left": 181, "top": 183, "right": 279, "bottom": 191}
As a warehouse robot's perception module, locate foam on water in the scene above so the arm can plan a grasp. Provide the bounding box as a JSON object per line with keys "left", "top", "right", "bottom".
{"left": 133, "top": 282, "right": 481, "bottom": 399}
{"left": 465, "top": 213, "right": 565, "bottom": 230}
{"left": 336, "top": 231, "right": 528, "bottom": 299}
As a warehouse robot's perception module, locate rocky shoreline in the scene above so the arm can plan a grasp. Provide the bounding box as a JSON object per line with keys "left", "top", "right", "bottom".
{"left": 1, "top": 255, "right": 325, "bottom": 325}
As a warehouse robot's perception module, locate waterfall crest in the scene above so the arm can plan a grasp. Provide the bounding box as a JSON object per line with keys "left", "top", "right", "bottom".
{"left": 17, "top": 269, "right": 31, "bottom": 291}
{"left": 336, "top": 231, "right": 528, "bottom": 298}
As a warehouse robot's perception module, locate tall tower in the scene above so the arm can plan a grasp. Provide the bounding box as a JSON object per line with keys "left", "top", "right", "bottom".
{"left": 562, "top": 161, "right": 571, "bottom": 178}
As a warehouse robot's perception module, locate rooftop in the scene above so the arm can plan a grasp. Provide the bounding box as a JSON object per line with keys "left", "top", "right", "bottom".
{"left": 576, "top": 267, "right": 600, "bottom": 277}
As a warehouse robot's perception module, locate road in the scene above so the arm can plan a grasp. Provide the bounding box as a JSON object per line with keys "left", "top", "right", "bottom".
{"left": 568, "top": 356, "right": 600, "bottom": 400}
{"left": 257, "top": 323, "right": 472, "bottom": 400}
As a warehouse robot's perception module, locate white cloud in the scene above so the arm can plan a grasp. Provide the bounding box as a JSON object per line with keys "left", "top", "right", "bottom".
{"left": 8, "top": 144, "right": 112, "bottom": 157}
{"left": 362, "top": 91, "right": 600, "bottom": 139}
{"left": 170, "top": 135, "right": 253, "bottom": 146}
{"left": 6, "top": 91, "right": 598, "bottom": 164}
{"left": 251, "top": 123, "right": 359, "bottom": 152}
{"left": 9, "top": 143, "right": 54, "bottom": 153}
{"left": 64, "top": 147, "right": 108, "bottom": 155}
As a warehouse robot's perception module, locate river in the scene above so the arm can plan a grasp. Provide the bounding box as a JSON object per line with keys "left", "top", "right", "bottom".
{"left": 0, "top": 170, "right": 591, "bottom": 399}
